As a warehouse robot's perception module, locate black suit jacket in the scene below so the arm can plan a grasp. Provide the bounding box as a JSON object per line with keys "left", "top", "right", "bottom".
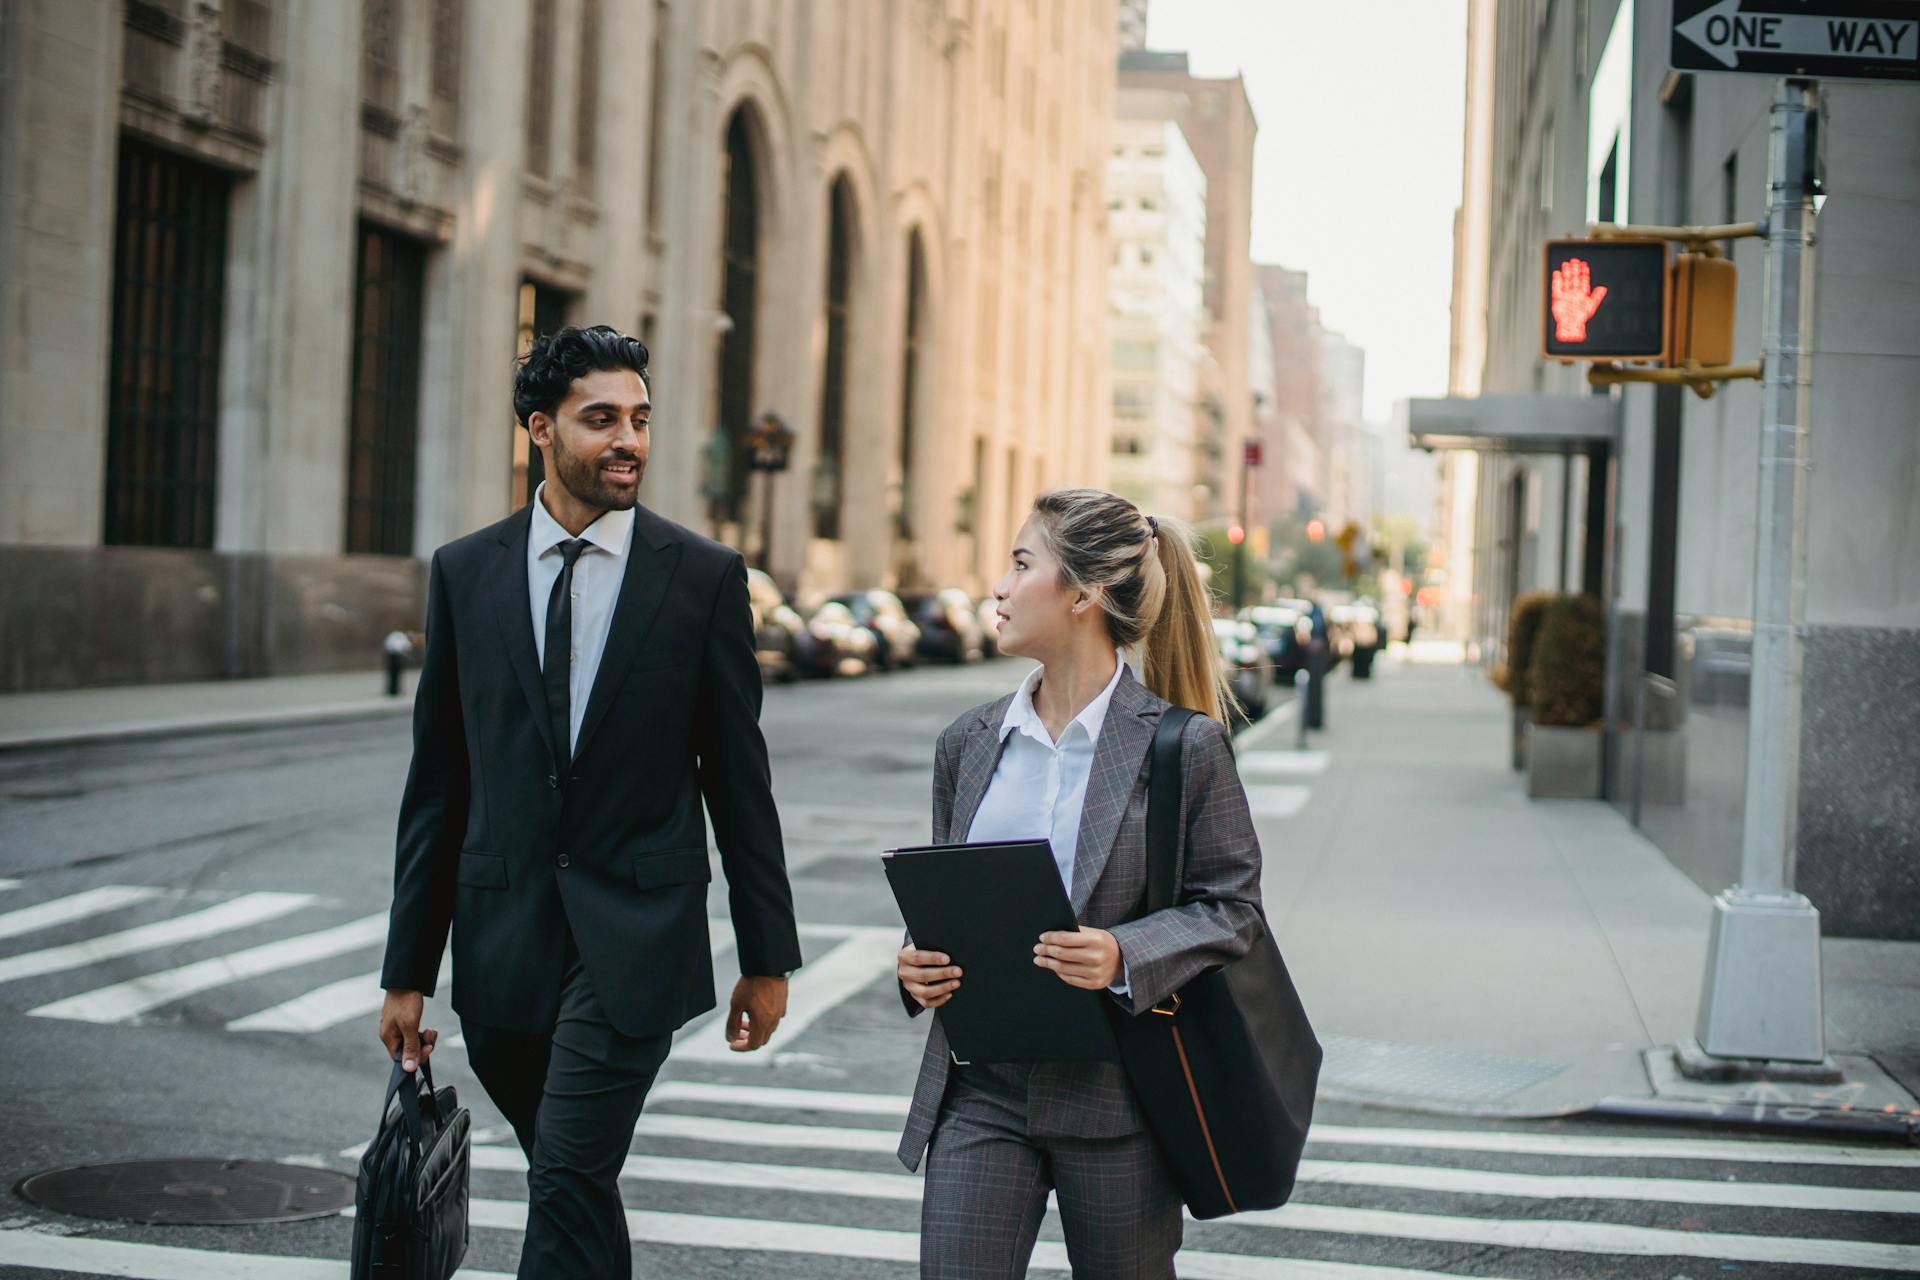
{"left": 379, "top": 501, "right": 802, "bottom": 1038}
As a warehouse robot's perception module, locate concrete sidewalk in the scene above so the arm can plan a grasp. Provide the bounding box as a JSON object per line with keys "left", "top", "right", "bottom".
{"left": 0, "top": 669, "right": 417, "bottom": 751}
{"left": 1243, "top": 643, "right": 1920, "bottom": 1133}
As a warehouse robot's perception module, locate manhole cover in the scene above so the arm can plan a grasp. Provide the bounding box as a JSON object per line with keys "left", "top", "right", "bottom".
{"left": 16, "top": 1159, "right": 355, "bottom": 1225}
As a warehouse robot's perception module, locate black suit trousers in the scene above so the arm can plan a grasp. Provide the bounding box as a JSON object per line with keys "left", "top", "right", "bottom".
{"left": 462, "top": 928, "right": 672, "bottom": 1280}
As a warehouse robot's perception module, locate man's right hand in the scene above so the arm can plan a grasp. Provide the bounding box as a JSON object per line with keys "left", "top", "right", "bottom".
{"left": 378, "top": 988, "right": 437, "bottom": 1072}
{"left": 898, "top": 945, "right": 962, "bottom": 1010}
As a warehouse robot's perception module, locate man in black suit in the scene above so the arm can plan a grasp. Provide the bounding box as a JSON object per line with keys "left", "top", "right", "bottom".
{"left": 377, "top": 325, "right": 801, "bottom": 1278}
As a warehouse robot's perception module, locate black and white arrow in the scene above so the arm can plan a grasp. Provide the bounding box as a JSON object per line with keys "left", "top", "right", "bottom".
{"left": 1677, "top": 0, "right": 1918, "bottom": 69}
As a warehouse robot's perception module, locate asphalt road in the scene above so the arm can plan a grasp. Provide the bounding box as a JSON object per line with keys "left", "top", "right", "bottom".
{"left": 0, "top": 659, "right": 1915, "bottom": 1278}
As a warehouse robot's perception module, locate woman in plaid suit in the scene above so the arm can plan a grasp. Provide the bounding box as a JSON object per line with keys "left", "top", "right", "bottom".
{"left": 896, "top": 488, "right": 1267, "bottom": 1278}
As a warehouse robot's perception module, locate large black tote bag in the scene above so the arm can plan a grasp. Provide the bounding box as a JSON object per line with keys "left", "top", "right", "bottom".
{"left": 350, "top": 1056, "right": 472, "bottom": 1280}
{"left": 1107, "top": 707, "right": 1322, "bottom": 1220}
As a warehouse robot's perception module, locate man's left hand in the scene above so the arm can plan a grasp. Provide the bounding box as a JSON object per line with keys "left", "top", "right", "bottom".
{"left": 725, "top": 975, "right": 788, "bottom": 1051}
{"left": 1034, "top": 928, "right": 1122, "bottom": 989}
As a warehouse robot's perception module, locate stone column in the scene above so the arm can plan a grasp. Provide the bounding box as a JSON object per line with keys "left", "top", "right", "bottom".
{"left": 0, "top": 0, "right": 123, "bottom": 547}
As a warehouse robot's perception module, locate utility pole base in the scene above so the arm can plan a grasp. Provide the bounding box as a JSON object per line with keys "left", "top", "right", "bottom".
{"left": 1672, "top": 1037, "right": 1840, "bottom": 1085}
{"left": 1690, "top": 888, "right": 1828, "bottom": 1067}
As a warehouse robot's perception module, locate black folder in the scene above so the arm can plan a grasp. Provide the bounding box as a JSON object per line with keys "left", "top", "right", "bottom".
{"left": 883, "top": 839, "right": 1119, "bottom": 1064}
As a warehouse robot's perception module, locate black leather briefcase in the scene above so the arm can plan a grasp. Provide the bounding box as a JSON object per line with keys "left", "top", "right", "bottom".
{"left": 350, "top": 1056, "right": 472, "bottom": 1280}
{"left": 1107, "top": 708, "right": 1323, "bottom": 1220}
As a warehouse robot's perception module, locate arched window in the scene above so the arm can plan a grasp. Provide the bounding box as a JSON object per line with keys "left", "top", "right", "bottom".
{"left": 896, "top": 229, "right": 928, "bottom": 543}
{"left": 813, "top": 176, "right": 855, "bottom": 541}
{"left": 716, "top": 107, "right": 761, "bottom": 525}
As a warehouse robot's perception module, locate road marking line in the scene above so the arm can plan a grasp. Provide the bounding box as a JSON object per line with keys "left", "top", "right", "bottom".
{"left": 676, "top": 927, "right": 899, "bottom": 1062}
{"left": 229, "top": 954, "right": 450, "bottom": 1033}
{"left": 0, "top": 1229, "right": 513, "bottom": 1279}
{"left": 707, "top": 918, "right": 902, "bottom": 944}
{"left": 0, "top": 885, "right": 169, "bottom": 942}
{"left": 457, "top": 1199, "right": 1527, "bottom": 1280}
{"left": 0, "top": 892, "right": 313, "bottom": 985}
{"left": 471, "top": 1144, "right": 1920, "bottom": 1218}
{"left": 1244, "top": 782, "right": 1313, "bottom": 818}
{"left": 652, "top": 1080, "right": 912, "bottom": 1116}
{"left": 631, "top": 1111, "right": 898, "bottom": 1153}
{"left": 605, "top": 1087, "right": 1920, "bottom": 1170}
{"left": 1240, "top": 749, "right": 1331, "bottom": 776}
{"left": 29, "top": 912, "right": 387, "bottom": 1023}
{"left": 0, "top": 878, "right": 22, "bottom": 891}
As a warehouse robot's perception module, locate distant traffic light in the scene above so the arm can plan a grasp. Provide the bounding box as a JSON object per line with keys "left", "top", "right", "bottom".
{"left": 1542, "top": 238, "right": 1669, "bottom": 361}
{"left": 1227, "top": 524, "right": 1246, "bottom": 546}
{"left": 1306, "top": 519, "right": 1325, "bottom": 543}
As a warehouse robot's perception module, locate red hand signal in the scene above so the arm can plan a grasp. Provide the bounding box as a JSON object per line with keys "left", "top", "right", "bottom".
{"left": 1550, "top": 257, "right": 1609, "bottom": 343}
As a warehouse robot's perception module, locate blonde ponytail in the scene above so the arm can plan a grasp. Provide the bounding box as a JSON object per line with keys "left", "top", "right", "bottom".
{"left": 1029, "top": 489, "right": 1232, "bottom": 723}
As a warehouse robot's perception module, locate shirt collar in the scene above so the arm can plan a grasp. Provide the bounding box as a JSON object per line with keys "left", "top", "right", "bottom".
{"left": 529, "top": 482, "right": 635, "bottom": 559}
{"left": 999, "top": 657, "right": 1127, "bottom": 748}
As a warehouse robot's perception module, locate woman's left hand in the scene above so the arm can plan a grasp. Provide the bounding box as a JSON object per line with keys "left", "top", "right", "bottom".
{"left": 1035, "top": 928, "right": 1122, "bottom": 989}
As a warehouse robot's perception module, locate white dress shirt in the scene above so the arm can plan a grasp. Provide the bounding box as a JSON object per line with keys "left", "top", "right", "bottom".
{"left": 966, "top": 658, "right": 1131, "bottom": 993}
{"left": 527, "top": 483, "right": 636, "bottom": 753}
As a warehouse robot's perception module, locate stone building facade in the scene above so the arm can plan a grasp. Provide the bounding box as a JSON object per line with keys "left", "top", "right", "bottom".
{"left": 0, "top": 0, "right": 1116, "bottom": 690}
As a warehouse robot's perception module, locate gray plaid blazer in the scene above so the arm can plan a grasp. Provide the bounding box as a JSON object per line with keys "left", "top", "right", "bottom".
{"left": 897, "top": 666, "right": 1264, "bottom": 1171}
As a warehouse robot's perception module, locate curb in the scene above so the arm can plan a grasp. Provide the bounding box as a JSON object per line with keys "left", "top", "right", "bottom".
{"left": 0, "top": 698, "right": 413, "bottom": 753}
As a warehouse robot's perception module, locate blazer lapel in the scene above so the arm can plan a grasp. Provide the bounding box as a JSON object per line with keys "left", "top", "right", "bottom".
{"left": 570, "top": 505, "right": 682, "bottom": 763}
{"left": 488, "top": 505, "right": 560, "bottom": 767}
{"left": 1068, "top": 669, "right": 1159, "bottom": 916}
{"left": 946, "top": 699, "right": 1012, "bottom": 844}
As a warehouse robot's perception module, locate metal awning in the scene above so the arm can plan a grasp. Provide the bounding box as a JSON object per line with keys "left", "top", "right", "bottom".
{"left": 1408, "top": 393, "right": 1618, "bottom": 455}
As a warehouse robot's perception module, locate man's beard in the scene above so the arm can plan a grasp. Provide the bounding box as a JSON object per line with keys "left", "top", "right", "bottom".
{"left": 550, "top": 430, "right": 643, "bottom": 511}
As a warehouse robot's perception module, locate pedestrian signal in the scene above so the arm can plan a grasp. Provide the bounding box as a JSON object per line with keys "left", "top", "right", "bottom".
{"left": 1671, "top": 252, "right": 1737, "bottom": 368}
{"left": 1542, "top": 239, "right": 1669, "bottom": 361}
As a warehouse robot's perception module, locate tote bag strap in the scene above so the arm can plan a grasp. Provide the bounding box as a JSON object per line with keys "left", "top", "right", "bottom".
{"left": 1145, "top": 708, "right": 1199, "bottom": 915}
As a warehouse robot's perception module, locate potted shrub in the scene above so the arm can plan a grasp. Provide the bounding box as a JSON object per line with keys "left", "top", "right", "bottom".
{"left": 1504, "top": 591, "right": 1555, "bottom": 770}
{"left": 1525, "top": 594, "right": 1607, "bottom": 799}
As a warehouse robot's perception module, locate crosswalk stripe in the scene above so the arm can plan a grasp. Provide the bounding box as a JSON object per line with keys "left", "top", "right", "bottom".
{"left": 1240, "top": 749, "right": 1331, "bottom": 776}
{"left": 1236, "top": 1201, "right": 1920, "bottom": 1271}
{"left": 652, "top": 1080, "right": 911, "bottom": 1116}
{"left": 1245, "top": 782, "right": 1313, "bottom": 818}
{"left": 0, "top": 1229, "right": 513, "bottom": 1280}
{"left": 0, "top": 885, "right": 169, "bottom": 942}
{"left": 633, "top": 1111, "right": 897, "bottom": 1153}
{"left": 0, "top": 878, "right": 22, "bottom": 891}
{"left": 460, "top": 1198, "right": 1530, "bottom": 1280}
{"left": 626, "top": 1096, "right": 1920, "bottom": 1170}
{"left": 28, "top": 912, "right": 388, "bottom": 1023}
{"left": 229, "top": 955, "right": 450, "bottom": 1033}
{"left": 0, "top": 892, "right": 313, "bottom": 985}
{"left": 466, "top": 1140, "right": 1920, "bottom": 1216}
{"left": 676, "top": 927, "right": 899, "bottom": 1062}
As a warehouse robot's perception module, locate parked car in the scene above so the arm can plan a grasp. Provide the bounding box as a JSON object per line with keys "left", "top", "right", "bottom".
{"left": 1241, "top": 600, "right": 1312, "bottom": 684}
{"left": 901, "top": 588, "right": 986, "bottom": 664}
{"left": 1212, "top": 617, "right": 1272, "bottom": 730}
{"left": 795, "top": 600, "right": 878, "bottom": 678}
{"left": 745, "top": 569, "right": 805, "bottom": 683}
{"left": 977, "top": 596, "right": 1004, "bottom": 657}
{"left": 829, "top": 590, "right": 921, "bottom": 671}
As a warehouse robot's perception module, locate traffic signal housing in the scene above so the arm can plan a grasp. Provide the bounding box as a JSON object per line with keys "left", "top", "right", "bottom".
{"left": 1542, "top": 238, "right": 1670, "bottom": 362}
{"left": 1671, "top": 252, "right": 1737, "bottom": 368}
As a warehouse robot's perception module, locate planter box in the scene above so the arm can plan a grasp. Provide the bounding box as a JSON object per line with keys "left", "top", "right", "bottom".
{"left": 1526, "top": 723, "right": 1602, "bottom": 799}
{"left": 1511, "top": 706, "right": 1530, "bottom": 771}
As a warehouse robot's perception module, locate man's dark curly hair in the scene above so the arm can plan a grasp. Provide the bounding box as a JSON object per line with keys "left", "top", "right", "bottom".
{"left": 512, "top": 324, "right": 650, "bottom": 428}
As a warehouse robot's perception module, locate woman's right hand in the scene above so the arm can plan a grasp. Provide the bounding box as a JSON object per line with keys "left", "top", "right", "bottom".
{"left": 899, "top": 945, "right": 963, "bottom": 1009}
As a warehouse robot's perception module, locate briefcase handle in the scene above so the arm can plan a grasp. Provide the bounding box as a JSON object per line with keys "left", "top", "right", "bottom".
{"left": 380, "top": 1054, "right": 436, "bottom": 1154}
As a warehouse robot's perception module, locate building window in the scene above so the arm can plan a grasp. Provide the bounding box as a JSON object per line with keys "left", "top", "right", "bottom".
{"left": 104, "top": 139, "right": 230, "bottom": 549}
{"left": 512, "top": 280, "right": 571, "bottom": 510}
{"left": 897, "top": 229, "right": 927, "bottom": 543}
{"left": 430, "top": 0, "right": 464, "bottom": 136}
{"left": 525, "top": 0, "right": 554, "bottom": 177}
{"left": 573, "top": 0, "right": 601, "bottom": 188}
{"left": 716, "top": 108, "right": 762, "bottom": 526}
{"left": 361, "top": 0, "right": 400, "bottom": 116}
{"left": 345, "top": 224, "right": 427, "bottom": 555}
{"left": 814, "top": 175, "right": 856, "bottom": 541}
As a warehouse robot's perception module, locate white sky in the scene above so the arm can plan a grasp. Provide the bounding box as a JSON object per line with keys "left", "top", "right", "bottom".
{"left": 1145, "top": 0, "right": 1469, "bottom": 424}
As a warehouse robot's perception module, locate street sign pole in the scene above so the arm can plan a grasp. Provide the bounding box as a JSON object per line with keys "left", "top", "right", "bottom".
{"left": 1687, "top": 78, "right": 1833, "bottom": 1075}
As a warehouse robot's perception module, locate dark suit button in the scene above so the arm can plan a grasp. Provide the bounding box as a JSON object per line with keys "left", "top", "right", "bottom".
{"left": 548, "top": 772, "right": 559, "bottom": 789}
{"left": 556, "top": 852, "right": 571, "bottom": 868}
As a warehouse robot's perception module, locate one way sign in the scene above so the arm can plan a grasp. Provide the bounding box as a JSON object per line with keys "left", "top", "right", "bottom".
{"left": 1671, "top": 0, "right": 1920, "bottom": 82}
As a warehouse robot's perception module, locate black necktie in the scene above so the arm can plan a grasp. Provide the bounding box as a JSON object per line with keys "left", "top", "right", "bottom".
{"left": 543, "top": 539, "right": 587, "bottom": 771}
